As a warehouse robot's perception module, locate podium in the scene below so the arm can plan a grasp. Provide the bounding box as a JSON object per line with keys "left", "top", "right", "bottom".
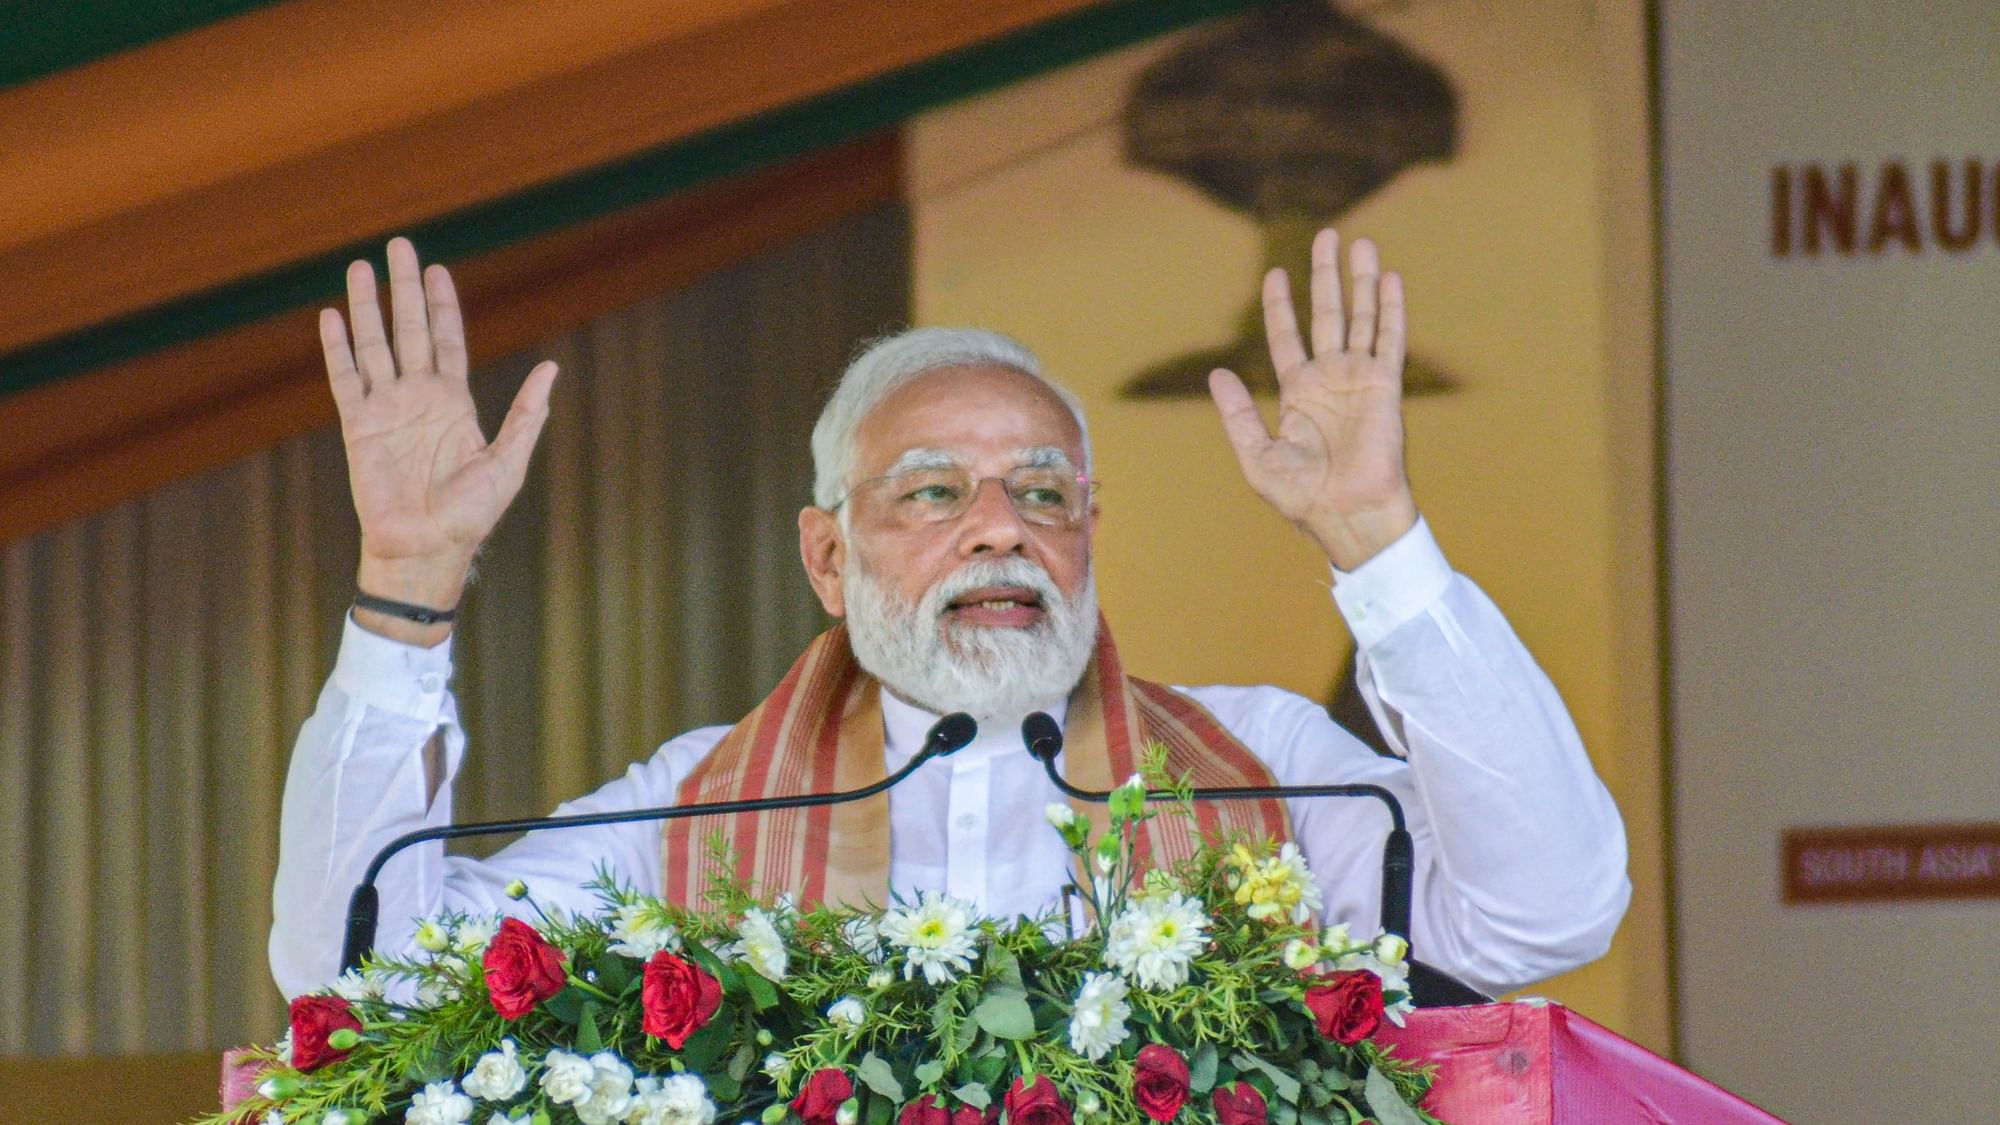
{"left": 1373, "top": 1003, "right": 1789, "bottom": 1123}
{"left": 224, "top": 1002, "right": 1786, "bottom": 1123}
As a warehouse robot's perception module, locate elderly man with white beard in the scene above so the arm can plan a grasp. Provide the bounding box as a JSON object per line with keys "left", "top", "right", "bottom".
{"left": 270, "top": 231, "right": 1629, "bottom": 1001}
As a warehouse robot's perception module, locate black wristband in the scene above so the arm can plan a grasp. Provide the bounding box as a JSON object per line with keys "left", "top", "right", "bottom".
{"left": 354, "top": 590, "right": 458, "bottom": 625}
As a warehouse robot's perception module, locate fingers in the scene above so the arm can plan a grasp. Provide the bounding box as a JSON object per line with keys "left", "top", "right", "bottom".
{"left": 1375, "top": 270, "right": 1407, "bottom": 367}
{"left": 1307, "top": 228, "right": 1345, "bottom": 355}
{"left": 387, "top": 237, "right": 434, "bottom": 378}
{"left": 1346, "top": 238, "right": 1382, "bottom": 356}
{"left": 346, "top": 259, "right": 397, "bottom": 389}
{"left": 487, "top": 361, "right": 560, "bottom": 486}
{"left": 1261, "top": 267, "right": 1309, "bottom": 377}
{"left": 425, "top": 263, "right": 468, "bottom": 381}
{"left": 320, "top": 307, "right": 365, "bottom": 414}
{"left": 1207, "top": 368, "right": 1274, "bottom": 473}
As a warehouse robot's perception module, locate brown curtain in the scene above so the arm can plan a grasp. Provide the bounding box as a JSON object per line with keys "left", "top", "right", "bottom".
{"left": 0, "top": 202, "right": 909, "bottom": 1055}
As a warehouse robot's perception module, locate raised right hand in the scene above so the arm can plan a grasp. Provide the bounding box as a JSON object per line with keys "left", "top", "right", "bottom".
{"left": 321, "top": 237, "right": 558, "bottom": 643}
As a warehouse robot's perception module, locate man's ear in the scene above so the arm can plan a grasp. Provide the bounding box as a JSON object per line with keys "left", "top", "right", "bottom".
{"left": 798, "top": 506, "right": 848, "bottom": 617}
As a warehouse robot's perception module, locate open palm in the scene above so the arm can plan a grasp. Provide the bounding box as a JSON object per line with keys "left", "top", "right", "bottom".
{"left": 321, "top": 238, "right": 557, "bottom": 604}
{"left": 1209, "top": 229, "right": 1418, "bottom": 570}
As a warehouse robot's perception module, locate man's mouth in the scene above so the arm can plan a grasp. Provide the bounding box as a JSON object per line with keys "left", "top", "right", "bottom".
{"left": 943, "top": 585, "right": 1046, "bottom": 628}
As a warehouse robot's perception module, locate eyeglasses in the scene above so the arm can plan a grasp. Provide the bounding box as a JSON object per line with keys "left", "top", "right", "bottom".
{"left": 833, "top": 465, "right": 1097, "bottom": 529}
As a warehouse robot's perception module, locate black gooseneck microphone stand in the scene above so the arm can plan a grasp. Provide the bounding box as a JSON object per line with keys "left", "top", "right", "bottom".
{"left": 1022, "top": 711, "right": 1489, "bottom": 1007}
{"left": 337, "top": 712, "right": 979, "bottom": 974}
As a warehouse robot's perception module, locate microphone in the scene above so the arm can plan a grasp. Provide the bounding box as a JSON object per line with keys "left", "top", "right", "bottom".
{"left": 339, "top": 712, "right": 978, "bottom": 973}
{"left": 1023, "top": 712, "right": 1485, "bottom": 1007}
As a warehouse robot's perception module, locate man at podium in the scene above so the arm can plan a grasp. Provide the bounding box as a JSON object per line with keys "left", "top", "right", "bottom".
{"left": 269, "top": 230, "right": 1629, "bottom": 1002}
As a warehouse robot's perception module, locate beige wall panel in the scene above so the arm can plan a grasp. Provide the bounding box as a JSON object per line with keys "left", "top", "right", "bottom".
{"left": 1664, "top": 3, "right": 2000, "bottom": 1121}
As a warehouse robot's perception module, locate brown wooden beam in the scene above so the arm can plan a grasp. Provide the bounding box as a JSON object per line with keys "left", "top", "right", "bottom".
{"left": 0, "top": 0, "right": 1092, "bottom": 357}
{"left": 0, "top": 133, "right": 901, "bottom": 546}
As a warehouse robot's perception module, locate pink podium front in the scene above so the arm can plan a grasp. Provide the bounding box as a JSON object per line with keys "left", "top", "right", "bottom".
{"left": 1374, "top": 1003, "right": 1789, "bottom": 1123}
{"left": 224, "top": 1004, "right": 1788, "bottom": 1123}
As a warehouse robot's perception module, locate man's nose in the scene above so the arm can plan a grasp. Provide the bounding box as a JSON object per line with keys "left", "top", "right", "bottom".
{"left": 956, "top": 477, "right": 1028, "bottom": 555}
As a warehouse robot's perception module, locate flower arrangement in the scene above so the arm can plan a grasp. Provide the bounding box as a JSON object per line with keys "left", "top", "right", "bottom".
{"left": 208, "top": 765, "right": 1440, "bottom": 1125}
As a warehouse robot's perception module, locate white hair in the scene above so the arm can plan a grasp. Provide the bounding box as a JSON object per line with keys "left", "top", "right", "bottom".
{"left": 810, "top": 327, "right": 1091, "bottom": 509}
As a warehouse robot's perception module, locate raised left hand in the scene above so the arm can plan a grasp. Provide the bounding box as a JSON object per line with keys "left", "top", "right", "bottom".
{"left": 1209, "top": 228, "right": 1419, "bottom": 570}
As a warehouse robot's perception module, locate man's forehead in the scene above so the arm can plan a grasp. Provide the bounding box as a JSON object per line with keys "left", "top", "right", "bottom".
{"left": 883, "top": 445, "right": 1079, "bottom": 474}
{"left": 855, "top": 365, "right": 1085, "bottom": 466}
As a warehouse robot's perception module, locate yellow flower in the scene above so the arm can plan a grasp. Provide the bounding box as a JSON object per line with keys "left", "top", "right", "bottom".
{"left": 1227, "top": 842, "right": 1324, "bottom": 925}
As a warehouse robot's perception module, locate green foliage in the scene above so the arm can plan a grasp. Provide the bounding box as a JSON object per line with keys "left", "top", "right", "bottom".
{"left": 197, "top": 760, "right": 1440, "bottom": 1125}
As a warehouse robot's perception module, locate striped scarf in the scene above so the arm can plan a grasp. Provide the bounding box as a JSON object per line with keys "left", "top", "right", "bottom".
{"left": 661, "top": 614, "right": 1293, "bottom": 910}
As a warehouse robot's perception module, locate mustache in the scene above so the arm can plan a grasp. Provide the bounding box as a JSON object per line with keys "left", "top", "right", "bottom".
{"left": 922, "top": 557, "right": 1064, "bottom": 617}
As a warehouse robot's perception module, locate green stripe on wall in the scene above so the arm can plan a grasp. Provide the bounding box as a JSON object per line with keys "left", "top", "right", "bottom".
{"left": 0, "top": 1, "right": 280, "bottom": 89}
{"left": 0, "top": 0, "right": 1268, "bottom": 400}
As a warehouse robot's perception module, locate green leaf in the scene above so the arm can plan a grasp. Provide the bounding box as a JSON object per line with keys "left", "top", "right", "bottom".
{"left": 742, "top": 969, "right": 780, "bottom": 1011}
{"left": 729, "top": 1042, "right": 758, "bottom": 1082}
{"left": 577, "top": 1001, "right": 605, "bottom": 1053}
{"left": 983, "top": 947, "right": 1026, "bottom": 996}
{"left": 964, "top": 1052, "right": 1007, "bottom": 1088}
{"left": 866, "top": 1091, "right": 894, "bottom": 1125}
{"left": 680, "top": 1018, "right": 731, "bottom": 1072}
{"left": 1361, "top": 1067, "right": 1425, "bottom": 1125}
{"left": 913, "top": 1060, "right": 945, "bottom": 1087}
{"left": 952, "top": 1084, "right": 991, "bottom": 1111}
{"left": 971, "top": 993, "right": 1036, "bottom": 1040}
{"left": 952, "top": 1014, "right": 979, "bottom": 1053}
{"left": 709, "top": 1072, "right": 742, "bottom": 1103}
{"left": 532, "top": 1111, "right": 552, "bottom": 1125}
{"left": 1188, "top": 1043, "right": 1218, "bottom": 1094}
{"left": 857, "top": 1053, "right": 905, "bottom": 1102}
{"left": 1231, "top": 1053, "right": 1302, "bottom": 1105}
{"left": 592, "top": 952, "right": 635, "bottom": 996}
{"left": 542, "top": 986, "right": 586, "bottom": 1025}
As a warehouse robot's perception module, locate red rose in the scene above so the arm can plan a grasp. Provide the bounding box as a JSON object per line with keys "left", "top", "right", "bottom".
{"left": 898, "top": 1094, "right": 950, "bottom": 1125}
{"left": 791, "top": 1067, "right": 854, "bottom": 1125}
{"left": 482, "top": 917, "right": 568, "bottom": 1019}
{"left": 641, "top": 951, "right": 723, "bottom": 1048}
{"left": 287, "top": 995, "right": 362, "bottom": 1072}
{"left": 1211, "top": 1081, "right": 1268, "bottom": 1125}
{"left": 1303, "top": 969, "right": 1384, "bottom": 1045}
{"left": 1003, "top": 1075, "right": 1072, "bottom": 1125}
{"left": 950, "top": 1103, "right": 998, "bottom": 1125}
{"left": 1132, "top": 1044, "right": 1191, "bottom": 1122}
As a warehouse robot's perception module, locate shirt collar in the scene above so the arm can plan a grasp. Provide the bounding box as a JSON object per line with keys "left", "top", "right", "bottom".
{"left": 880, "top": 688, "right": 1071, "bottom": 768}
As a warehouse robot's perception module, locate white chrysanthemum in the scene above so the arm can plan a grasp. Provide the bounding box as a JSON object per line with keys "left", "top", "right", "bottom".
{"left": 626, "top": 1072, "right": 718, "bottom": 1125}
{"left": 865, "top": 966, "right": 894, "bottom": 991}
{"left": 325, "top": 1110, "right": 365, "bottom": 1125}
{"left": 879, "top": 893, "right": 979, "bottom": 985}
{"left": 414, "top": 972, "right": 463, "bottom": 1009}
{"left": 761, "top": 1052, "right": 791, "bottom": 1082}
{"left": 1044, "top": 803, "right": 1076, "bottom": 829}
{"left": 274, "top": 1028, "right": 295, "bottom": 1067}
{"left": 841, "top": 914, "right": 884, "bottom": 963}
{"left": 461, "top": 1038, "right": 528, "bottom": 1101}
{"left": 415, "top": 919, "right": 452, "bottom": 954}
{"left": 826, "top": 995, "right": 865, "bottom": 1029}
{"left": 1232, "top": 842, "right": 1324, "bottom": 925}
{"left": 487, "top": 1113, "right": 532, "bottom": 1125}
{"left": 1319, "top": 922, "right": 1354, "bottom": 954}
{"left": 1104, "top": 892, "right": 1209, "bottom": 991}
{"left": 405, "top": 1081, "right": 475, "bottom": 1125}
{"left": 454, "top": 915, "right": 502, "bottom": 954}
{"left": 331, "top": 968, "right": 388, "bottom": 1002}
{"left": 1066, "top": 972, "right": 1132, "bottom": 1061}
{"left": 736, "top": 908, "right": 789, "bottom": 982}
{"left": 540, "top": 1049, "right": 595, "bottom": 1104}
{"left": 608, "top": 902, "right": 682, "bottom": 959}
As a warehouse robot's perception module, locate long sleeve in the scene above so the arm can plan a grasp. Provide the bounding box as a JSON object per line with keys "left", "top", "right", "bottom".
{"left": 268, "top": 615, "right": 724, "bottom": 997}
{"left": 1190, "top": 517, "right": 1630, "bottom": 997}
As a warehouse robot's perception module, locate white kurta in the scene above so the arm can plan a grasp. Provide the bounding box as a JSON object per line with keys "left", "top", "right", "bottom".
{"left": 270, "top": 519, "right": 1629, "bottom": 999}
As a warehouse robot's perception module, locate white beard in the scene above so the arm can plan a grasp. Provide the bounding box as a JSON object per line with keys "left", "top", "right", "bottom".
{"left": 842, "top": 551, "right": 1098, "bottom": 724}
